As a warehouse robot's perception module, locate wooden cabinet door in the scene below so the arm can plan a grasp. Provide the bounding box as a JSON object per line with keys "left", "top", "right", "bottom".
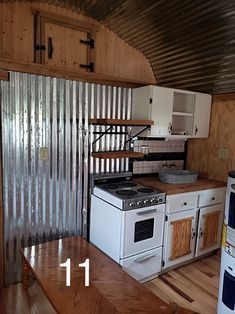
{"left": 150, "top": 86, "right": 173, "bottom": 137}
{"left": 192, "top": 92, "right": 211, "bottom": 138}
{"left": 44, "top": 22, "right": 89, "bottom": 72}
{"left": 163, "top": 209, "right": 197, "bottom": 268}
{"left": 195, "top": 204, "right": 224, "bottom": 257}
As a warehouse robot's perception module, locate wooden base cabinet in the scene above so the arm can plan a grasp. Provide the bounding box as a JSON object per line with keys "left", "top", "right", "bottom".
{"left": 163, "top": 188, "right": 225, "bottom": 270}
{"left": 195, "top": 204, "right": 224, "bottom": 257}
{"left": 163, "top": 209, "right": 197, "bottom": 268}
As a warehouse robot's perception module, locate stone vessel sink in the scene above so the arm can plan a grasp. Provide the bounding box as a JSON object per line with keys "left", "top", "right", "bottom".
{"left": 158, "top": 170, "right": 198, "bottom": 184}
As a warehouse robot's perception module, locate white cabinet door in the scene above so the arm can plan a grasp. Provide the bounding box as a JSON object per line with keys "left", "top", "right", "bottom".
{"left": 150, "top": 86, "right": 173, "bottom": 137}
{"left": 192, "top": 92, "right": 211, "bottom": 138}
{"left": 163, "top": 208, "right": 197, "bottom": 268}
{"left": 195, "top": 204, "right": 224, "bottom": 257}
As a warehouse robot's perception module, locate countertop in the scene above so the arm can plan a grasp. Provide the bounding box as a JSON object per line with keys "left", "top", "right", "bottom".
{"left": 133, "top": 176, "right": 226, "bottom": 195}
{"left": 20, "top": 236, "right": 192, "bottom": 314}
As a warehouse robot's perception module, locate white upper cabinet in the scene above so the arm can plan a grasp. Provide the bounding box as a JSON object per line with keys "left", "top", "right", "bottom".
{"left": 132, "top": 85, "right": 173, "bottom": 137}
{"left": 132, "top": 85, "right": 212, "bottom": 139}
{"left": 192, "top": 92, "right": 212, "bottom": 138}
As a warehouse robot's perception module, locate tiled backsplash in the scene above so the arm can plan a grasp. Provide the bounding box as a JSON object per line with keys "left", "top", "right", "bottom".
{"left": 132, "top": 140, "right": 185, "bottom": 175}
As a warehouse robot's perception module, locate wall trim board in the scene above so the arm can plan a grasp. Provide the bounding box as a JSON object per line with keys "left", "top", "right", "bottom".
{"left": 0, "top": 59, "right": 150, "bottom": 88}
{"left": 213, "top": 93, "right": 235, "bottom": 102}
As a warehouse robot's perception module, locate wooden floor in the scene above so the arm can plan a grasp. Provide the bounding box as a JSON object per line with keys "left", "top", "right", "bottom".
{"left": 0, "top": 281, "right": 56, "bottom": 314}
{"left": 145, "top": 254, "right": 221, "bottom": 314}
{"left": 0, "top": 254, "right": 220, "bottom": 314}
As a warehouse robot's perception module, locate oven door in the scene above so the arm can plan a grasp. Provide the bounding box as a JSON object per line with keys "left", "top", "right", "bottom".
{"left": 120, "top": 204, "right": 165, "bottom": 258}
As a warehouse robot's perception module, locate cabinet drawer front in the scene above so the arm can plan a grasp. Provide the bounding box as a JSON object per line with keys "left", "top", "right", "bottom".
{"left": 167, "top": 193, "right": 198, "bottom": 213}
{"left": 198, "top": 188, "right": 225, "bottom": 207}
{"left": 120, "top": 247, "right": 162, "bottom": 282}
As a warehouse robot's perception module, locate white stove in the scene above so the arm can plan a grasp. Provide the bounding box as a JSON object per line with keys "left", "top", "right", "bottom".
{"left": 93, "top": 180, "right": 165, "bottom": 210}
{"left": 90, "top": 173, "right": 166, "bottom": 283}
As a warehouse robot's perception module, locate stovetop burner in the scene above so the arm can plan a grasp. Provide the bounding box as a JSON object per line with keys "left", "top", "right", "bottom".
{"left": 138, "top": 188, "right": 154, "bottom": 193}
{"left": 116, "top": 190, "right": 138, "bottom": 197}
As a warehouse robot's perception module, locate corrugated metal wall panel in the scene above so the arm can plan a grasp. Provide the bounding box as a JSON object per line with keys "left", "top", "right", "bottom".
{"left": 0, "top": 72, "right": 89, "bottom": 284}
{"left": 0, "top": 71, "right": 131, "bottom": 284}
{"left": 90, "top": 85, "right": 131, "bottom": 174}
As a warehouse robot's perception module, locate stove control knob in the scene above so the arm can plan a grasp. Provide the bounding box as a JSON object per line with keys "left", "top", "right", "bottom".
{"left": 144, "top": 199, "right": 150, "bottom": 205}
{"left": 151, "top": 198, "right": 157, "bottom": 204}
{"left": 158, "top": 197, "right": 163, "bottom": 203}
{"left": 129, "top": 202, "right": 136, "bottom": 208}
{"left": 137, "top": 201, "right": 143, "bottom": 207}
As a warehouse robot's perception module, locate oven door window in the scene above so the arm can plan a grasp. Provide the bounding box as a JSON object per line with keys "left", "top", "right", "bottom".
{"left": 134, "top": 218, "right": 154, "bottom": 242}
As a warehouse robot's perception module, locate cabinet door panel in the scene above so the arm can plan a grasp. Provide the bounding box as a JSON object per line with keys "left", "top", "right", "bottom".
{"left": 163, "top": 209, "right": 197, "bottom": 268}
{"left": 170, "top": 217, "right": 193, "bottom": 260}
{"left": 195, "top": 204, "right": 224, "bottom": 257}
{"left": 45, "top": 23, "right": 88, "bottom": 72}
{"left": 150, "top": 86, "right": 173, "bottom": 137}
{"left": 192, "top": 93, "right": 211, "bottom": 138}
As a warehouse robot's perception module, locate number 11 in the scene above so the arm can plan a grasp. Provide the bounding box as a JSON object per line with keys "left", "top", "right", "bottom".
{"left": 60, "top": 258, "right": 90, "bottom": 287}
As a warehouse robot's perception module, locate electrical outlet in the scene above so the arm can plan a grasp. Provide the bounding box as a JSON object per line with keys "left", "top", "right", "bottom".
{"left": 219, "top": 147, "right": 229, "bottom": 160}
{"left": 39, "top": 147, "right": 49, "bottom": 160}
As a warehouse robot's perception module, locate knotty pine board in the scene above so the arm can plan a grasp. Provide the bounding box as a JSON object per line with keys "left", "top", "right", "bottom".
{"left": 0, "top": 2, "right": 156, "bottom": 84}
{"left": 187, "top": 96, "right": 235, "bottom": 182}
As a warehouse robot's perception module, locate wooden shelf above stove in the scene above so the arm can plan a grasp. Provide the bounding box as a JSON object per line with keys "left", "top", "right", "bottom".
{"left": 91, "top": 151, "right": 144, "bottom": 159}
{"left": 89, "top": 118, "right": 154, "bottom": 126}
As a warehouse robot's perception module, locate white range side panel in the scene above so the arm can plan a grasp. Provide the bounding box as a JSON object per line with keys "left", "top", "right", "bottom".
{"left": 195, "top": 204, "right": 224, "bottom": 257}
{"left": 192, "top": 92, "right": 212, "bottom": 138}
{"left": 90, "top": 195, "right": 122, "bottom": 263}
{"left": 150, "top": 86, "right": 173, "bottom": 137}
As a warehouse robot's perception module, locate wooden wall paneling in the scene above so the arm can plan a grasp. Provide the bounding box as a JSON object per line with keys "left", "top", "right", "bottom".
{"left": 0, "top": 2, "right": 156, "bottom": 84}
{"left": 187, "top": 96, "right": 235, "bottom": 181}
{"left": 0, "top": 70, "right": 9, "bottom": 81}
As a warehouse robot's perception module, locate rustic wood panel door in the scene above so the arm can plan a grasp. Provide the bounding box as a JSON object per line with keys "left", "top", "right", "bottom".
{"left": 163, "top": 209, "right": 197, "bottom": 268}
{"left": 195, "top": 204, "right": 224, "bottom": 257}
{"left": 44, "top": 23, "right": 89, "bottom": 72}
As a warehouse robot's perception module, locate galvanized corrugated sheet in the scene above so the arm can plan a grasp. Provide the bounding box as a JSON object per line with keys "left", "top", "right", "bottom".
{"left": 1, "top": 72, "right": 89, "bottom": 284}
{"left": 0, "top": 71, "right": 131, "bottom": 284}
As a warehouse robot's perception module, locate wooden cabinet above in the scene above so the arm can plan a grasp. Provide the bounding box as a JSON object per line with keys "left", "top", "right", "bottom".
{"left": 33, "top": 10, "right": 97, "bottom": 73}
{"left": 132, "top": 85, "right": 212, "bottom": 139}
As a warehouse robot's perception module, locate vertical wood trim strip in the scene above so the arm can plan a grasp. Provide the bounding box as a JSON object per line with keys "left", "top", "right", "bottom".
{"left": 0, "top": 70, "right": 9, "bottom": 81}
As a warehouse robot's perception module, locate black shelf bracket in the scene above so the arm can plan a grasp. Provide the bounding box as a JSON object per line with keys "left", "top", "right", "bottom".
{"left": 92, "top": 126, "right": 113, "bottom": 145}
{"left": 124, "top": 126, "right": 150, "bottom": 146}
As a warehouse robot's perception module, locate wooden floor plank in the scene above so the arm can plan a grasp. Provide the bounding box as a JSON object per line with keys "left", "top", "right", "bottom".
{"left": 144, "top": 254, "right": 220, "bottom": 314}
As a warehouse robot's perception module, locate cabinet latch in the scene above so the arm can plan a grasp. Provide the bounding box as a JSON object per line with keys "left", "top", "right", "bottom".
{"left": 80, "top": 62, "right": 94, "bottom": 72}
{"left": 80, "top": 38, "right": 95, "bottom": 49}
{"left": 165, "top": 215, "right": 168, "bottom": 222}
{"left": 162, "top": 260, "right": 165, "bottom": 267}
{"left": 35, "top": 44, "right": 46, "bottom": 51}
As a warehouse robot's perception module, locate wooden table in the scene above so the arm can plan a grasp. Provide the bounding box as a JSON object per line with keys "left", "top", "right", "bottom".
{"left": 20, "top": 236, "right": 187, "bottom": 314}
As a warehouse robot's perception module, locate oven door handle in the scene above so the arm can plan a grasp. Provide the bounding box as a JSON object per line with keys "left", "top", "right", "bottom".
{"left": 134, "top": 254, "right": 156, "bottom": 263}
{"left": 136, "top": 209, "right": 157, "bottom": 215}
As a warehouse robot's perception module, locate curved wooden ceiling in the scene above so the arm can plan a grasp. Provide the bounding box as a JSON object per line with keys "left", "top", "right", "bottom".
{"left": 4, "top": 0, "right": 235, "bottom": 93}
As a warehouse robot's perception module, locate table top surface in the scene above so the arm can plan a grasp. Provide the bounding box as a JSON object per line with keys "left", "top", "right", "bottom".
{"left": 20, "top": 236, "right": 183, "bottom": 314}
{"left": 133, "top": 177, "right": 226, "bottom": 195}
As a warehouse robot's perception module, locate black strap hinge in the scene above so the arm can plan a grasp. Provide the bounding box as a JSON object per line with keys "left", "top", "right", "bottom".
{"left": 80, "top": 38, "right": 95, "bottom": 49}
{"left": 35, "top": 44, "right": 46, "bottom": 51}
{"left": 80, "top": 62, "right": 94, "bottom": 72}
{"left": 162, "top": 260, "right": 165, "bottom": 267}
{"left": 165, "top": 215, "right": 168, "bottom": 222}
